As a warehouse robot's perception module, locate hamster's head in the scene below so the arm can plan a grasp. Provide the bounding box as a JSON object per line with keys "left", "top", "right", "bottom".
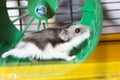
{"left": 59, "top": 24, "right": 90, "bottom": 41}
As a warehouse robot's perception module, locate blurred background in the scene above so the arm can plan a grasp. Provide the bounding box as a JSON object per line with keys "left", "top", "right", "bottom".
{"left": 6, "top": 0, "right": 120, "bottom": 35}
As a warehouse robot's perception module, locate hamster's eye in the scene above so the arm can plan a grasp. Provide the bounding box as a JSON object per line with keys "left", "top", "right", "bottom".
{"left": 75, "top": 28, "right": 81, "bottom": 33}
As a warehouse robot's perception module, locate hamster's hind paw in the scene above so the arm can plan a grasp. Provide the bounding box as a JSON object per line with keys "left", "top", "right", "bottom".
{"left": 1, "top": 52, "right": 11, "bottom": 58}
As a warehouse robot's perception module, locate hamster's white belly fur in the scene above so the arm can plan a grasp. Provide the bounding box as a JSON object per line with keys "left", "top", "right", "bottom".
{"left": 2, "top": 41, "right": 76, "bottom": 61}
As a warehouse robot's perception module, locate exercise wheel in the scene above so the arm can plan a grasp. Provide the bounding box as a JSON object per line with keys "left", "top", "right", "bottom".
{"left": 0, "top": 0, "right": 103, "bottom": 79}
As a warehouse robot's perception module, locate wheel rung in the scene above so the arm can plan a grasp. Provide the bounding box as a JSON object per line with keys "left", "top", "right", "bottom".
{"left": 37, "top": 20, "right": 41, "bottom": 31}
{"left": 12, "top": 12, "right": 30, "bottom": 23}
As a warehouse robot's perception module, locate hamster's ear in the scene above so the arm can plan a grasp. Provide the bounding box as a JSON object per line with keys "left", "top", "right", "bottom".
{"left": 59, "top": 29, "right": 70, "bottom": 41}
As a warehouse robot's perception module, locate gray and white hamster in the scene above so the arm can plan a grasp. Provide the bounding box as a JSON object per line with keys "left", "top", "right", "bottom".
{"left": 2, "top": 24, "right": 90, "bottom": 61}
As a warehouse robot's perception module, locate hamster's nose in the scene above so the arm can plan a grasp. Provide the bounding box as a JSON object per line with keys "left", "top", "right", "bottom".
{"left": 82, "top": 26, "right": 90, "bottom": 31}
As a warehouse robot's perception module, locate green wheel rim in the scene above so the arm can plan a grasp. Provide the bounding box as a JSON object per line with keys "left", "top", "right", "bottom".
{"left": 0, "top": 0, "right": 103, "bottom": 66}
{"left": 76, "top": 0, "right": 103, "bottom": 62}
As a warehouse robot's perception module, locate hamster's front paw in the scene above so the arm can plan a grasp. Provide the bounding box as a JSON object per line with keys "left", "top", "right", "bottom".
{"left": 65, "top": 55, "right": 76, "bottom": 61}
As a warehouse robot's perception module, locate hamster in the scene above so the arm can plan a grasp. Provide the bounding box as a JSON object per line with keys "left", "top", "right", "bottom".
{"left": 1, "top": 24, "right": 90, "bottom": 61}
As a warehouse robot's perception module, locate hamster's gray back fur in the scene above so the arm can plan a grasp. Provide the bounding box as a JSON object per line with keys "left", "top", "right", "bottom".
{"left": 23, "top": 28, "right": 66, "bottom": 50}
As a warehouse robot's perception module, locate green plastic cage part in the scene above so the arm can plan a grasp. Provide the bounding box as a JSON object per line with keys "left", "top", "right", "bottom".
{"left": 0, "top": 0, "right": 103, "bottom": 65}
